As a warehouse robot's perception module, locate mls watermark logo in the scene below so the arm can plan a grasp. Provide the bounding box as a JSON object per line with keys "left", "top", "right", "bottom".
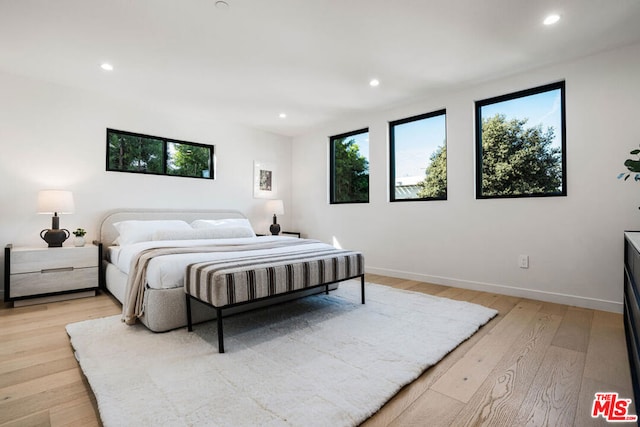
{"left": 591, "top": 392, "right": 638, "bottom": 422}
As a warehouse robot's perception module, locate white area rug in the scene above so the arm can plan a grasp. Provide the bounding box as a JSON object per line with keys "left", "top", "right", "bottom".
{"left": 66, "top": 282, "right": 497, "bottom": 427}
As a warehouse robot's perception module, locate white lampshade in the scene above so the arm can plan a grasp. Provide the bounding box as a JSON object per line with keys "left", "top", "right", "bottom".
{"left": 266, "top": 199, "right": 284, "bottom": 216}
{"left": 37, "top": 190, "right": 75, "bottom": 214}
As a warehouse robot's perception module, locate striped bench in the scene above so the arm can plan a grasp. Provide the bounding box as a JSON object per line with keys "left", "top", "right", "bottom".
{"left": 185, "top": 250, "right": 365, "bottom": 353}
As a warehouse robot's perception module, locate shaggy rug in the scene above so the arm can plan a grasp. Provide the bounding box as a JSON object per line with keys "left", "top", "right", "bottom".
{"left": 66, "top": 281, "right": 497, "bottom": 427}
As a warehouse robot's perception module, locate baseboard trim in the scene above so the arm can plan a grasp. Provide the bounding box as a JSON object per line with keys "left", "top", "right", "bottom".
{"left": 366, "top": 266, "right": 623, "bottom": 314}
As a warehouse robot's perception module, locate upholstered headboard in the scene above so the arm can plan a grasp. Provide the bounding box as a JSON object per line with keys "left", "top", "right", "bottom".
{"left": 98, "top": 208, "right": 247, "bottom": 246}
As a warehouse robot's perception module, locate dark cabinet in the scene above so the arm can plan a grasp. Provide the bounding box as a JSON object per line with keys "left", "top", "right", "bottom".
{"left": 623, "top": 233, "right": 640, "bottom": 406}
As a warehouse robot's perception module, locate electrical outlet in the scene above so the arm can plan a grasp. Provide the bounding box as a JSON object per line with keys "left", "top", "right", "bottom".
{"left": 519, "top": 255, "right": 529, "bottom": 269}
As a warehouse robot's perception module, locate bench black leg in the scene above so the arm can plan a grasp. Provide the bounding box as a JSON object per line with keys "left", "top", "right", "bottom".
{"left": 217, "top": 307, "right": 225, "bottom": 353}
{"left": 186, "top": 294, "right": 193, "bottom": 332}
{"left": 188, "top": 275, "right": 364, "bottom": 353}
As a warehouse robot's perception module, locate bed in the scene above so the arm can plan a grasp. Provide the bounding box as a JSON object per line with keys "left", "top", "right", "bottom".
{"left": 99, "top": 209, "right": 364, "bottom": 332}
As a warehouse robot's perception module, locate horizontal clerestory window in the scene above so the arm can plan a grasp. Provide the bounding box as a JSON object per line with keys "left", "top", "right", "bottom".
{"left": 106, "top": 128, "right": 214, "bottom": 180}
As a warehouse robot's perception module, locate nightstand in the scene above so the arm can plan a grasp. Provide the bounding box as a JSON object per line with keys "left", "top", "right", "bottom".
{"left": 282, "top": 231, "right": 301, "bottom": 238}
{"left": 257, "top": 231, "right": 302, "bottom": 237}
{"left": 4, "top": 243, "right": 101, "bottom": 307}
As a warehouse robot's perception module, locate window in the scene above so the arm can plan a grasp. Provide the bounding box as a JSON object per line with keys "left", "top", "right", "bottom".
{"left": 329, "top": 128, "right": 369, "bottom": 204}
{"left": 106, "top": 128, "right": 214, "bottom": 179}
{"left": 390, "top": 110, "right": 447, "bottom": 201}
{"left": 475, "top": 81, "right": 566, "bottom": 199}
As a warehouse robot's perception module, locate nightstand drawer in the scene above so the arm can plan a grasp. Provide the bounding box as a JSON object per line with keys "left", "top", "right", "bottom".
{"left": 10, "top": 266, "right": 99, "bottom": 297}
{"left": 10, "top": 246, "right": 97, "bottom": 274}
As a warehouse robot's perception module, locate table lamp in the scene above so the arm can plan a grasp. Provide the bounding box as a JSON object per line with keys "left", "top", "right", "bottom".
{"left": 38, "top": 190, "right": 75, "bottom": 247}
{"left": 266, "top": 199, "right": 284, "bottom": 235}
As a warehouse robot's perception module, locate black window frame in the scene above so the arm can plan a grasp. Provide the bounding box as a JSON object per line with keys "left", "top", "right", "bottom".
{"left": 389, "top": 109, "right": 447, "bottom": 202}
{"left": 475, "top": 81, "right": 566, "bottom": 199}
{"left": 106, "top": 128, "right": 215, "bottom": 180}
{"left": 329, "top": 128, "right": 370, "bottom": 204}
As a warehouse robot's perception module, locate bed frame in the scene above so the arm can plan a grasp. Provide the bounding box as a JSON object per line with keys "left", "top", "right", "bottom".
{"left": 98, "top": 208, "right": 341, "bottom": 332}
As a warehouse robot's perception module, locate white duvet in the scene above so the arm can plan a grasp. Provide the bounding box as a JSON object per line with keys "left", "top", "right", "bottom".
{"left": 108, "top": 236, "right": 337, "bottom": 290}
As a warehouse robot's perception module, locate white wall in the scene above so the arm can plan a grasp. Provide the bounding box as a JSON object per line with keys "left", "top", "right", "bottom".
{"left": 0, "top": 71, "right": 292, "bottom": 296}
{"left": 292, "top": 42, "right": 640, "bottom": 313}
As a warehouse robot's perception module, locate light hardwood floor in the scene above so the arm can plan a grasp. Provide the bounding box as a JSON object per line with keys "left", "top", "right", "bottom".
{"left": 0, "top": 274, "right": 636, "bottom": 426}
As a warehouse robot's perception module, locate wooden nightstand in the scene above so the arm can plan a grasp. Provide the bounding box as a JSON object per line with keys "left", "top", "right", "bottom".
{"left": 4, "top": 243, "right": 101, "bottom": 307}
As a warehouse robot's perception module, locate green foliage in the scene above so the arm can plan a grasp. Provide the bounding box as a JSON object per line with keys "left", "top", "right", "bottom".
{"left": 618, "top": 145, "right": 640, "bottom": 181}
{"left": 168, "top": 143, "right": 211, "bottom": 178}
{"left": 479, "top": 114, "right": 562, "bottom": 196}
{"left": 417, "top": 144, "right": 447, "bottom": 198}
{"left": 332, "top": 138, "right": 369, "bottom": 203}
{"left": 108, "top": 132, "right": 212, "bottom": 178}
{"left": 108, "top": 133, "right": 163, "bottom": 173}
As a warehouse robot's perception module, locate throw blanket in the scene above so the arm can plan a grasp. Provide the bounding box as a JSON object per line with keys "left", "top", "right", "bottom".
{"left": 122, "top": 239, "right": 314, "bottom": 325}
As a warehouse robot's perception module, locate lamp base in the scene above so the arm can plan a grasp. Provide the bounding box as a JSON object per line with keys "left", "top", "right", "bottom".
{"left": 269, "top": 223, "right": 281, "bottom": 235}
{"left": 40, "top": 228, "right": 70, "bottom": 247}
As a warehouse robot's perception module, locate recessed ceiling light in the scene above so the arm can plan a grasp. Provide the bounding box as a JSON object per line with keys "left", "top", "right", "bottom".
{"left": 543, "top": 14, "right": 560, "bottom": 25}
{"left": 100, "top": 63, "right": 114, "bottom": 71}
{"left": 279, "top": 113, "right": 287, "bottom": 119}
{"left": 215, "top": 1, "right": 229, "bottom": 9}
{"left": 369, "top": 79, "right": 380, "bottom": 87}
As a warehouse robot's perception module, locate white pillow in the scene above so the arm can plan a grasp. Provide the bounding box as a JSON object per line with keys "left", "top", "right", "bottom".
{"left": 152, "top": 226, "right": 255, "bottom": 241}
{"left": 113, "top": 220, "right": 192, "bottom": 245}
{"left": 191, "top": 218, "right": 256, "bottom": 237}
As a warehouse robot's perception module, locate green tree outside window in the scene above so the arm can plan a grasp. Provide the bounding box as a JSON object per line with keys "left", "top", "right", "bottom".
{"left": 168, "top": 142, "right": 211, "bottom": 178}
{"left": 479, "top": 114, "right": 562, "bottom": 196}
{"left": 390, "top": 110, "right": 447, "bottom": 201}
{"left": 108, "top": 133, "right": 163, "bottom": 173}
{"left": 475, "top": 82, "right": 566, "bottom": 199}
{"left": 330, "top": 130, "right": 369, "bottom": 204}
{"left": 417, "top": 144, "right": 447, "bottom": 198}
{"left": 107, "top": 128, "right": 214, "bottom": 180}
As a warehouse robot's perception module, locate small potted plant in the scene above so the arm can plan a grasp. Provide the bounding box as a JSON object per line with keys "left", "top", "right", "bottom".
{"left": 72, "top": 228, "right": 86, "bottom": 247}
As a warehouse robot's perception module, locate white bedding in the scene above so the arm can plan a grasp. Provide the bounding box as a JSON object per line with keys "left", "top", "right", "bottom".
{"left": 109, "top": 236, "right": 337, "bottom": 290}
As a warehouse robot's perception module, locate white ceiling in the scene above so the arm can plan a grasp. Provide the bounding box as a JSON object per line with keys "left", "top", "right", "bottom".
{"left": 2, "top": 0, "right": 640, "bottom": 137}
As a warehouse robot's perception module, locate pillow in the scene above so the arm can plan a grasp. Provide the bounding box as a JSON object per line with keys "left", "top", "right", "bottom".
{"left": 113, "top": 220, "right": 192, "bottom": 245}
{"left": 191, "top": 218, "right": 256, "bottom": 237}
{"left": 152, "top": 226, "right": 255, "bottom": 241}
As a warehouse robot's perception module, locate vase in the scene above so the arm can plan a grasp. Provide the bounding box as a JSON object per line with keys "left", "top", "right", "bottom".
{"left": 73, "top": 236, "right": 85, "bottom": 247}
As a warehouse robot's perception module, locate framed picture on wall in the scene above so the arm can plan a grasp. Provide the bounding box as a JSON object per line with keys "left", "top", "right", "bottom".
{"left": 253, "top": 161, "right": 278, "bottom": 198}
